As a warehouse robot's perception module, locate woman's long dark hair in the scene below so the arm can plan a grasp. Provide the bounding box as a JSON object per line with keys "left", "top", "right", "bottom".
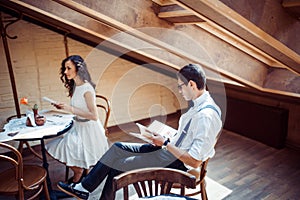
{"left": 60, "top": 55, "right": 96, "bottom": 97}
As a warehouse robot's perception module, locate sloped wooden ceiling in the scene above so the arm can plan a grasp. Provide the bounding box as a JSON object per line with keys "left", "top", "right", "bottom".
{"left": 0, "top": 0, "right": 299, "bottom": 97}
{"left": 153, "top": 0, "right": 300, "bottom": 95}
{"left": 155, "top": 0, "right": 300, "bottom": 72}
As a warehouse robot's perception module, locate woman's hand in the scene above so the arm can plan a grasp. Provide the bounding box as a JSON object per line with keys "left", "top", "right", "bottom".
{"left": 52, "top": 102, "right": 71, "bottom": 112}
{"left": 52, "top": 102, "right": 63, "bottom": 109}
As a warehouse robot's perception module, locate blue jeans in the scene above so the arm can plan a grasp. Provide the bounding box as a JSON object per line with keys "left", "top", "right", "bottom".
{"left": 81, "top": 142, "right": 187, "bottom": 200}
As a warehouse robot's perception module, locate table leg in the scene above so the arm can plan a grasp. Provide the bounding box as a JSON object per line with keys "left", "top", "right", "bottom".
{"left": 40, "top": 139, "right": 55, "bottom": 197}
{"left": 40, "top": 139, "right": 70, "bottom": 200}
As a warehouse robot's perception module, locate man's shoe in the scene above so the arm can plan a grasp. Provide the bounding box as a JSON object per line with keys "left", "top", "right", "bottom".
{"left": 57, "top": 181, "right": 89, "bottom": 200}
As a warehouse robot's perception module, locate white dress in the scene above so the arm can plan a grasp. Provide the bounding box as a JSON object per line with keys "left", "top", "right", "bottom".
{"left": 46, "top": 82, "right": 109, "bottom": 169}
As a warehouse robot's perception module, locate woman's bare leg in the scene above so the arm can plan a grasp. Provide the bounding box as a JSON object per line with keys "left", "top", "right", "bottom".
{"left": 70, "top": 166, "right": 84, "bottom": 183}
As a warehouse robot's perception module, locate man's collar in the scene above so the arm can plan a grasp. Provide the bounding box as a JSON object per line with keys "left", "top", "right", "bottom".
{"left": 191, "top": 90, "right": 207, "bottom": 108}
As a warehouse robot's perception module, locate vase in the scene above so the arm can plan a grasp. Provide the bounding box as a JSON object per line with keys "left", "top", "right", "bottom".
{"left": 33, "top": 108, "right": 39, "bottom": 119}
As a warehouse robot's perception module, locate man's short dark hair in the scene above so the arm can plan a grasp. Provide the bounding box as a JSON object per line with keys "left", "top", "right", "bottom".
{"left": 177, "top": 64, "right": 206, "bottom": 90}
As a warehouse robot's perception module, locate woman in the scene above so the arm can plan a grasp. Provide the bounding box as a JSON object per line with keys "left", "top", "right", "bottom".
{"left": 46, "top": 55, "right": 109, "bottom": 184}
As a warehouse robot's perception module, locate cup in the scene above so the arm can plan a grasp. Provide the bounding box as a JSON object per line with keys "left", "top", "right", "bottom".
{"left": 35, "top": 116, "right": 46, "bottom": 126}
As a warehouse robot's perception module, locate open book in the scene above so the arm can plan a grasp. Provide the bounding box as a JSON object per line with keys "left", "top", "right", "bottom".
{"left": 129, "top": 120, "right": 177, "bottom": 143}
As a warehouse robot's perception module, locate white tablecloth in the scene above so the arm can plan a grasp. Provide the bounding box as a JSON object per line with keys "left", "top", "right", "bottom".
{"left": 0, "top": 110, "right": 73, "bottom": 142}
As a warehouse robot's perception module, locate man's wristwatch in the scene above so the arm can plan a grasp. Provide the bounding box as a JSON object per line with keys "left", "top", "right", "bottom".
{"left": 162, "top": 138, "right": 170, "bottom": 150}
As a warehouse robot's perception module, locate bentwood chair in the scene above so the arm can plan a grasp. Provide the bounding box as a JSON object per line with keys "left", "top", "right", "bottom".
{"left": 184, "top": 159, "right": 210, "bottom": 199}
{"left": 0, "top": 142, "right": 50, "bottom": 200}
{"left": 96, "top": 94, "right": 111, "bottom": 136}
{"left": 113, "top": 167, "right": 197, "bottom": 200}
{"left": 65, "top": 94, "right": 111, "bottom": 181}
{"left": 6, "top": 114, "right": 42, "bottom": 160}
{"left": 172, "top": 130, "right": 223, "bottom": 200}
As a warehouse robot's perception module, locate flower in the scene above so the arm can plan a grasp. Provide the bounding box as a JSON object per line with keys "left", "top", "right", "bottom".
{"left": 20, "top": 97, "right": 28, "bottom": 105}
{"left": 20, "top": 97, "right": 38, "bottom": 110}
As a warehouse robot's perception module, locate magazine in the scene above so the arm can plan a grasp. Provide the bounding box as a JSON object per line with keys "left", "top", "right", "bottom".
{"left": 42, "top": 96, "right": 57, "bottom": 105}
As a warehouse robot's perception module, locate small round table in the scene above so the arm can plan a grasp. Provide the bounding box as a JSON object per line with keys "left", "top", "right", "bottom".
{"left": 1, "top": 110, "right": 74, "bottom": 200}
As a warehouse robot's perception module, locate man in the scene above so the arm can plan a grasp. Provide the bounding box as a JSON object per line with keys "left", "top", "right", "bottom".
{"left": 58, "top": 63, "right": 222, "bottom": 200}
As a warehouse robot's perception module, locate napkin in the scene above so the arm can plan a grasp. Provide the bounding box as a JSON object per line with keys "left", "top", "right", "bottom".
{"left": 27, "top": 113, "right": 37, "bottom": 127}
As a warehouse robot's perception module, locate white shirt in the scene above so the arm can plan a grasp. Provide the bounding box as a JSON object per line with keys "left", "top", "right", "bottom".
{"left": 170, "top": 91, "right": 222, "bottom": 163}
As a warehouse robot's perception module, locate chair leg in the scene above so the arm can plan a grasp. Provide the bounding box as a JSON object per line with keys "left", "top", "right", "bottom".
{"left": 18, "top": 189, "right": 24, "bottom": 200}
{"left": 18, "top": 141, "right": 43, "bottom": 160}
{"left": 43, "top": 179, "right": 50, "bottom": 200}
{"left": 18, "top": 141, "right": 24, "bottom": 154}
{"left": 25, "top": 141, "right": 43, "bottom": 160}
{"left": 65, "top": 166, "right": 70, "bottom": 182}
{"left": 200, "top": 181, "right": 208, "bottom": 200}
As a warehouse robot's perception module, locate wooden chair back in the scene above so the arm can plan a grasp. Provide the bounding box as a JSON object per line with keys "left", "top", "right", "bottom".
{"left": 173, "top": 129, "right": 223, "bottom": 200}
{"left": 184, "top": 159, "right": 210, "bottom": 199}
{"left": 113, "top": 167, "right": 196, "bottom": 200}
{"left": 96, "top": 94, "right": 111, "bottom": 135}
{"left": 0, "top": 142, "right": 50, "bottom": 200}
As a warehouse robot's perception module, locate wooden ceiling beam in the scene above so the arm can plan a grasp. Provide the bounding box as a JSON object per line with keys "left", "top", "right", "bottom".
{"left": 155, "top": 4, "right": 205, "bottom": 23}
{"left": 158, "top": 9, "right": 193, "bottom": 18}
{"left": 282, "top": 0, "right": 300, "bottom": 19}
{"left": 282, "top": 0, "right": 300, "bottom": 7}
{"left": 152, "top": 0, "right": 176, "bottom": 6}
{"left": 160, "top": 15, "right": 205, "bottom": 24}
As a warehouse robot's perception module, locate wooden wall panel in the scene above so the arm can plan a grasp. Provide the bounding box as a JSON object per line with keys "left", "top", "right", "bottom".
{"left": 224, "top": 97, "right": 289, "bottom": 149}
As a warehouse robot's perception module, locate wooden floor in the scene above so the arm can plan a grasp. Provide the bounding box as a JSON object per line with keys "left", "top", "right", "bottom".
{"left": 1, "top": 113, "right": 300, "bottom": 200}
{"left": 209, "top": 130, "right": 300, "bottom": 200}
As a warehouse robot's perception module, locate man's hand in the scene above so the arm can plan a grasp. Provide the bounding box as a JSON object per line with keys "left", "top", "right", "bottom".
{"left": 151, "top": 133, "right": 165, "bottom": 146}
